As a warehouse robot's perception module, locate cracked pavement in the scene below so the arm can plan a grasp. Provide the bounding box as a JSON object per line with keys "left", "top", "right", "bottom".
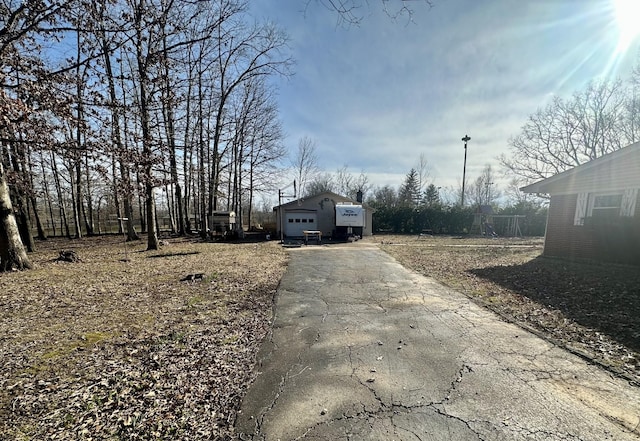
{"left": 235, "top": 241, "right": 640, "bottom": 440}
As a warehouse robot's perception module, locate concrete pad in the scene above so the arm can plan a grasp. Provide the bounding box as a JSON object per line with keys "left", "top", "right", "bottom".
{"left": 236, "top": 242, "right": 640, "bottom": 440}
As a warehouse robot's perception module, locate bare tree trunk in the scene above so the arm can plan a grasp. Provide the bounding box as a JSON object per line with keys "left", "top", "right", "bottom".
{"left": 136, "top": 168, "right": 145, "bottom": 232}
{"left": 161, "top": 34, "right": 184, "bottom": 236}
{"left": 183, "top": 56, "right": 194, "bottom": 234}
{"left": 25, "top": 148, "right": 46, "bottom": 240}
{"left": 117, "top": 58, "right": 139, "bottom": 241}
{"left": 72, "top": 160, "right": 82, "bottom": 238}
{"left": 40, "top": 153, "right": 56, "bottom": 237}
{"left": 197, "top": 64, "right": 207, "bottom": 236}
{"left": 74, "top": 29, "right": 84, "bottom": 239}
{"left": 83, "top": 151, "right": 94, "bottom": 235}
{"left": 111, "top": 156, "right": 123, "bottom": 234}
{"left": 13, "top": 192, "right": 34, "bottom": 252}
{"left": 7, "top": 138, "right": 36, "bottom": 250}
{"left": 50, "top": 152, "right": 70, "bottom": 238}
{"left": 248, "top": 145, "right": 254, "bottom": 229}
{"left": 134, "top": 0, "right": 158, "bottom": 250}
{"left": 0, "top": 160, "right": 32, "bottom": 271}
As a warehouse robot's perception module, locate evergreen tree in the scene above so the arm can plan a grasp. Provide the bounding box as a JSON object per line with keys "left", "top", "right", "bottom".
{"left": 423, "top": 183, "right": 441, "bottom": 207}
{"left": 398, "top": 168, "right": 420, "bottom": 207}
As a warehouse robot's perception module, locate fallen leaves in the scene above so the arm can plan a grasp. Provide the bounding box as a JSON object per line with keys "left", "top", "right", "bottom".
{"left": 0, "top": 236, "right": 287, "bottom": 439}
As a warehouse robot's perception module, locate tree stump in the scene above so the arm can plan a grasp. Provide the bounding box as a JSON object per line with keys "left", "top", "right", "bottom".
{"left": 57, "top": 250, "right": 81, "bottom": 263}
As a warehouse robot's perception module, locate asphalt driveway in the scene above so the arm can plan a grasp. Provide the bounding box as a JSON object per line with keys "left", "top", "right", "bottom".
{"left": 236, "top": 241, "right": 640, "bottom": 440}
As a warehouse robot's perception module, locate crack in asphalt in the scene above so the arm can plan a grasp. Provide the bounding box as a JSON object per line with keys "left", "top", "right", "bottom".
{"left": 252, "top": 373, "right": 287, "bottom": 438}
{"left": 243, "top": 248, "right": 639, "bottom": 441}
{"left": 344, "top": 349, "right": 488, "bottom": 440}
{"left": 507, "top": 425, "right": 587, "bottom": 441}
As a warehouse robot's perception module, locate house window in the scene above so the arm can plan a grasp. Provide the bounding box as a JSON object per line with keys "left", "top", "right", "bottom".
{"left": 288, "top": 219, "right": 293, "bottom": 223}
{"left": 309, "top": 218, "right": 314, "bottom": 223}
{"left": 574, "top": 189, "right": 638, "bottom": 226}
{"left": 302, "top": 219, "right": 308, "bottom": 223}
{"left": 588, "top": 193, "right": 623, "bottom": 219}
{"left": 295, "top": 218, "right": 301, "bottom": 223}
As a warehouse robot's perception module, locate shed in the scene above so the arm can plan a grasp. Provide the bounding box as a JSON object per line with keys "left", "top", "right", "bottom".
{"left": 273, "top": 191, "right": 374, "bottom": 240}
{"left": 521, "top": 141, "right": 640, "bottom": 265}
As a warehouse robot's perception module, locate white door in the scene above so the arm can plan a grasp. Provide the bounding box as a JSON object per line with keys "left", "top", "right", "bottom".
{"left": 284, "top": 212, "right": 317, "bottom": 237}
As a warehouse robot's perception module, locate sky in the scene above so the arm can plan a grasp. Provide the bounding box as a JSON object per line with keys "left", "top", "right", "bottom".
{"left": 249, "top": 0, "right": 640, "bottom": 200}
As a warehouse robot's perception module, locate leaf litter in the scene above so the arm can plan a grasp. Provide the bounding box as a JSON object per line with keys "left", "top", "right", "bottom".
{"left": 0, "top": 235, "right": 287, "bottom": 440}
{"left": 4, "top": 233, "right": 639, "bottom": 439}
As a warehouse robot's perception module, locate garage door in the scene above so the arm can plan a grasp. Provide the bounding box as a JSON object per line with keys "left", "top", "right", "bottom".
{"left": 284, "top": 212, "right": 317, "bottom": 237}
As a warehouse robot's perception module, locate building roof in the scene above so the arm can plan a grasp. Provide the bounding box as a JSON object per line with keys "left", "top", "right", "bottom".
{"left": 520, "top": 141, "right": 640, "bottom": 194}
{"left": 274, "top": 191, "right": 373, "bottom": 210}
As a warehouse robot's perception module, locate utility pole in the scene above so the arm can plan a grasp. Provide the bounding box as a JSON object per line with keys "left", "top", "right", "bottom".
{"left": 278, "top": 180, "right": 296, "bottom": 243}
{"left": 461, "top": 135, "right": 470, "bottom": 206}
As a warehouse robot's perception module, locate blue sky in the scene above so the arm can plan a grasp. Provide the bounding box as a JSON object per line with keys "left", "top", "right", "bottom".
{"left": 251, "top": 0, "right": 640, "bottom": 197}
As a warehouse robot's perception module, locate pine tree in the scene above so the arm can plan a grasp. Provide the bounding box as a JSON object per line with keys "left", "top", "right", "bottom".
{"left": 398, "top": 168, "right": 420, "bottom": 207}
{"left": 423, "top": 183, "right": 441, "bottom": 207}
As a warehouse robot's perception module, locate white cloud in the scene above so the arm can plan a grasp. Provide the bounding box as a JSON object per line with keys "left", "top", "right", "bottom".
{"left": 255, "top": 0, "right": 640, "bottom": 195}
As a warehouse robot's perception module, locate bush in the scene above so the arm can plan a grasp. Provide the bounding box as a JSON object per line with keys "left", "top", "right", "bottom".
{"left": 373, "top": 204, "right": 547, "bottom": 236}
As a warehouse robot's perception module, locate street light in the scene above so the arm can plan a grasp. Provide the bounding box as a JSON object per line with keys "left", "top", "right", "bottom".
{"left": 461, "top": 135, "right": 470, "bottom": 207}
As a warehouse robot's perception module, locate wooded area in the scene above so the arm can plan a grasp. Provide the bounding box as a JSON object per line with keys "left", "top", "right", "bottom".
{"left": 0, "top": 0, "right": 292, "bottom": 270}
{"left": 3, "top": 0, "right": 640, "bottom": 272}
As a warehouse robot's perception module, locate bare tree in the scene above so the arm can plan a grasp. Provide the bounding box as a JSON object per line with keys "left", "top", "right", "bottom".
{"left": 305, "top": 173, "right": 335, "bottom": 196}
{"left": 0, "top": 0, "right": 293, "bottom": 264}
{"left": 308, "top": 0, "right": 434, "bottom": 26}
{"left": 369, "top": 184, "right": 398, "bottom": 208}
{"left": 620, "top": 63, "right": 640, "bottom": 145}
{"left": 291, "top": 136, "right": 320, "bottom": 197}
{"left": 335, "top": 164, "right": 370, "bottom": 200}
{"left": 208, "top": 14, "right": 293, "bottom": 218}
{"left": 416, "top": 152, "right": 430, "bottom": 200}
{"left": 334, "top": 164, "right": 353, "bottom": 196}
{"left": 468, "top": 164, "right": 499, "bottom": 207}
{"left": 239, "top": 79, "right": 286, "bottom": 229}
{"left": 0, "top": 0, "right": 78, "bottom": 270}
{"left": 92, "top": 1, "right": 139, "bottom": 240}
{"left": 504, "top": 177, "right": 538, "bottom": 206}
{"left": 501, "top": 80, "right": 628, "bottom": 184}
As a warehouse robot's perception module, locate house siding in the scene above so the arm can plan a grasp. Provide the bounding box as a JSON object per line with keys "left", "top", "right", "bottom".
{"left": 555, "top": 152, "right": 640, "bottom": 193}
{"left": 544, "top": 193, "right": 640, "bottom": 265}
{"left": 522, "top": 143, "right": 640, "bottom": 194}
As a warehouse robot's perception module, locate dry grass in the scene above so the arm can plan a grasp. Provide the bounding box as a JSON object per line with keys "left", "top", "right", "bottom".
{"left": 4, "top": 233, "right": 639, "bottom": 440}
{"left": 0, "top": 235, "right": 287, "bottom": 440}
{"left": 379, "top": 234, "right": 640, "bottom": 384}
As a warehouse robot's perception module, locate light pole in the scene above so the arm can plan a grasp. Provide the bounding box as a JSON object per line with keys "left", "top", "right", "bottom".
{"left": 461, "top": 135, "right": 470, "bottom": 206}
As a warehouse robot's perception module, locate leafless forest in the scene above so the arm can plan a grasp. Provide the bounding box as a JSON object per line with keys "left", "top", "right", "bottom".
{"left": 0, "top": 0, "right": 293, "bottom": 273}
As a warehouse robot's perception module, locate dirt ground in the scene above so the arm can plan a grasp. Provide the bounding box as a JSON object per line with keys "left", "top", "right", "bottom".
{"left": 378, "top": 234, "right": 640, "bottom": 386}
{"left": 2, "top": 234, "right": 639, "bottom": 440}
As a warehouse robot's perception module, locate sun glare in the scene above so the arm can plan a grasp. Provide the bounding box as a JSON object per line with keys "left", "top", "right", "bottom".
{"left": 613, "top": 0, "right": 640, "bottom": 53}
